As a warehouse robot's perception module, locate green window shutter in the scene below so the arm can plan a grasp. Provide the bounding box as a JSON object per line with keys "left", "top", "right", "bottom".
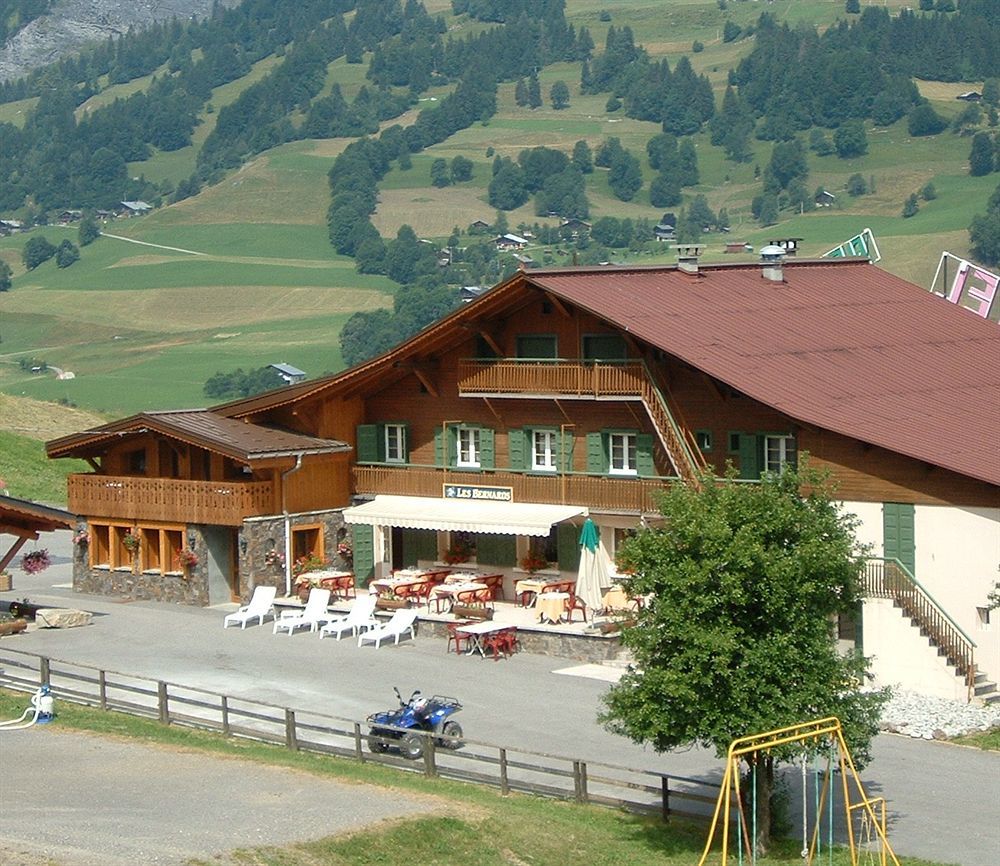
{"left": 586, "top": 432, "right": 607, "bottom": 473}
{"left": 737, "top": 433, "right": 761, "bottom": 480}
{"left": 479, "top": 427, "right": 495, "bottom": 470}
{"left": 509, "top": 428, "right": 526, "bottom": 471}
{"left": 401, "top": 528, "right": 438, "bottom": 564}
{"left": 356, "top": 425, "right": 379, "bottom": 463}
{"left": 582, "top": 334, "right": 628, "bottom": 361}
{"left": 401, "top": 423, "right": 410, "bottom": 463}
{"left": 352, "top": 523, "right": 375, "bottom": 585}
{"left": 558, "top": 430, "right": 575, "bottom": 472}
{"left": 434, "top": 426, "right": 457, "bottom": 467}
{"left": 557, "top": 523, "right": 581, "bottom": 573}
{"left": 476, "top": 533, "right": 517, "bottom": 566}
{"left": 636, "top": 433, "right": 655, "bottom": 477}
{"left": 883, "top": 503, "right": 916, "bottom": 576}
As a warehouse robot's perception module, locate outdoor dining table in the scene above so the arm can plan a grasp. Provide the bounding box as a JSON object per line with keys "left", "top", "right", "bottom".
{"left": 429, "top": 581, "right": 487, "bottom": 612}
{"left": 454, "top": 621, "right": 517, "bottom": 657}
{"left": 514, "top": 577, "right": 564, "bottom": 606}
{"left": 369, "top": 570, "right": 432, "bottom": 598}
{"left": 536, "top": 591, "right": 569, "bottom": 624}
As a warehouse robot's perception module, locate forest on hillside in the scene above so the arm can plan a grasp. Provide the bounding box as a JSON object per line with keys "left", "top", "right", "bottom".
{"left": 2, "top": 0, "right": 999, "bottom": 373}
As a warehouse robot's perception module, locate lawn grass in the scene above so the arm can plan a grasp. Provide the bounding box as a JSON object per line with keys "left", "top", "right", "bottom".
{"left": 0, "top": 689, "right": 954, "bottom": 866}
{"left": 951, "top": 727, "right": 1000, "bottom": 751}
{"left": 0, "top": 430, "right": 88, "bottom": 503}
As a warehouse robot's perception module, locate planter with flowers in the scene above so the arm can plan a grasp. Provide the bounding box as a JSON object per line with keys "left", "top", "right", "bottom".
{"left": 21, "top": 549, "right": 51, "bottom": 575}
{"left": 336, "top": 539, "right": 353, "bottom": 567}
{"left": 519, "top": 550, "right": 550, "bottom": 574}
{"left": 0, "top": 570, "right": 11, "bottom": 592}
{"left": 264, "top": 548, "right": 285, "bottom": 572}
{"left": 176, "top": 549, "right": 199, "bottom": 577}
{"left": 442, "top": 536, "right": 476, "bottom": 565}
{"left": 122, "top": 530, "right": 141, "bottom": 571}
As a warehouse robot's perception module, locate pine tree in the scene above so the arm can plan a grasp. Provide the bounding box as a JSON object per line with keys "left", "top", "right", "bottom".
{"left": 527, "top": 73, "right": 542, "bottom": 109}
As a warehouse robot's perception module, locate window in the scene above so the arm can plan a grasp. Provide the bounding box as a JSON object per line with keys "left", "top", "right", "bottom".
{"left": 384, "top": 424, "right": 406, "bottom": 463}
{"left": 582, "top": 334, "right": 627, "bottom": 362}
{"left": 609, "top": 432, "right": 637, "bottom": 475}
{"left": 695, "top": 430, "right": 713, "bottom": 452}
{"left": 532, "top": 429, "right": 557, "bottom": 471}
{"left": 126, "top": 448, "right": 146, "bottom": 475}
{"left": 291, "top": 524, "right": 324, "bottom": 565}
{"left": 977, "top": 606, "right": 991, "bottom": 631}
{"left": 764, "top": 434, "right": 797, "bottom": 473}
{"left": 728, "top": 432, "right": 741, "bottom": 454}
{"left": 457, "top": 427, "right": 481, "bottom": 467}
{"left": 516, "top": 334, "right": 557, "bottom": 359}
{"left": 89, "top": 522, "right": 183, "bottom": 573}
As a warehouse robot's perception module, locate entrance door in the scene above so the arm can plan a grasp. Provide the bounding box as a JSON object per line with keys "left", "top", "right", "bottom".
{"left": 883, "top": 503, "right": 916, "bottom": 575}
{"left": 202, "top": 525, "right": 237, "bottom": 604}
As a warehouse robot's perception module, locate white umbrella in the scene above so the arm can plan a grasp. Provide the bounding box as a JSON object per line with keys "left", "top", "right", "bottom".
{"left": 576, "top": 518, "right": 611, "bottom": 613}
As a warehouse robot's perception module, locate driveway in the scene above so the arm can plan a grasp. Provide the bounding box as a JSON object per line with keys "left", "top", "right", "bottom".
{"left": 2, "top": 530, "right": 998, "bottom": 866}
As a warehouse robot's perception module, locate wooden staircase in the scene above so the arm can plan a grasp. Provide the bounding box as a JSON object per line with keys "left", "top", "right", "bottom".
{"left": 863, "top": 558, "right": 994, "bottom": 702}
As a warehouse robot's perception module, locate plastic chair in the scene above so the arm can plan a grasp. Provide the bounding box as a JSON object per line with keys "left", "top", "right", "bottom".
{"left": 358, "top": 607, "right": 419, "bottom": 648}
{"left": 272, "top": 588, "right": 331, "bottom": 636}
{"left": 318, "top": 594, "right": 377, "bottom": 640}
{"left": 481, "top": 574, "right": 504, "bottom": 601}
{"left": 396, "top": 579, "right": 434, "bottom": 609}
{"left": 564, "top": 594, "right": 588, "bottom": 623}
{"left": 321, "top": 573, "right": 356, "bottom": 600}
{"left": 223, "top": 585, "right": 277, "bottom": 629}
{"left": 446, "top": 620, "right": 474, "bottom": 654}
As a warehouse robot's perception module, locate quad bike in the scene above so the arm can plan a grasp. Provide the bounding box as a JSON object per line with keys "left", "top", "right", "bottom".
{"left": 366, "top": 687, "right": 463, "bottom": 759}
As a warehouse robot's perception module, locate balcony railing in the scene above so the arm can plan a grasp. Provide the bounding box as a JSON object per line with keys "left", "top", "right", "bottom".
{"left": 67, "top": 474, "right": 276, "bottom": 527}
{"left": 353, "top": 464, "right": 674, "bottom": 513}
{"left": 457, "top": 359, "right": 706, "bottom": 487}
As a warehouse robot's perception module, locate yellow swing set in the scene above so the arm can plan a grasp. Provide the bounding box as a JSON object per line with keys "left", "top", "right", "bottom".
{"left": 697, "top": 717, "right": 900, "bottom": 866}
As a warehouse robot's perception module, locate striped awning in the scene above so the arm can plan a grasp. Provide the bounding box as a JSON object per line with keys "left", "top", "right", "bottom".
{"left": 342, "top": 495, "right": 587, "bottom": 536}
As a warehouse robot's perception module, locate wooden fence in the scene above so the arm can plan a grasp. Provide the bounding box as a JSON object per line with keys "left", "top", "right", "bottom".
{"left": 0, "top": 647, "right": 723, "bottom": 823}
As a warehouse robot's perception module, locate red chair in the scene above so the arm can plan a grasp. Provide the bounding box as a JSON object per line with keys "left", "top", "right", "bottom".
{"left": 397, "top": 579, "right": 434, "bottom": 609}
{"left": 564, "top": 594, "right": 587, "bottom": 623}
{"left": 320, "top": 574, "right": 356, "bottom": 600}
{"left": 482, "top": 628, "right": 515, "bottom": 661}
{"left": 480, "top": 573, "right": 504, "bottom": 601}
{"left": 446, "top": 620, "right": 474, "bottom": 654}
{"left": 456, "top": 587, "right": 493, "bottom": 611}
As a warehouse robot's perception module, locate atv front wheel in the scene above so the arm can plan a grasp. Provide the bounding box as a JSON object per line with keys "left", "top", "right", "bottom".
{"left": 400, "top": 731, "right": 424, "bottom": 760}
{"left": 367, "top": 733, "right": 389, "bottom": 754}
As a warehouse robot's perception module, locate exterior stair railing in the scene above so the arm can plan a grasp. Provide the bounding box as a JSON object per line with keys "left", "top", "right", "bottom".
{"left": 457, "top": 359, "right": 706, "bottom": 488}
{"left": 862, "top": 557, "right": 977, "bottom": 699}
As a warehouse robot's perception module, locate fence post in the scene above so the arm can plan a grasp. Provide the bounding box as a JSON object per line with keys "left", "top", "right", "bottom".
{"left": 39, "top": 656, "right": 50, "bottom": 686}
{"left": 285, "top": 709, "right": 298, "bottom": 751}
{"left": 578, "top": 761, "right": 588, "bottom": 804}
{"left": 661, "top": 776, "right": 671, "bottom": 823}
{"left": 423, "top": 732, "right": 437, "bottom": 777}
{"left": 499, "top": 748, "right": 509, "bottom": 795}
{"left": 157, "top": 681, "right": 169, "bottom": 724}
{"left": 354, "top": 722, "right": 363, "bottom": 761}
{"left": 221, "top": 696, "right": 230, "bottom": 736}
{"left": 98, "top": 670, "right": 107, "bottom": 710}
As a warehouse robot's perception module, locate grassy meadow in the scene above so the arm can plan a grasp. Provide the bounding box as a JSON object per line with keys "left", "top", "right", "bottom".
{"left": 0, "top": 0, "right": 996, "bottom": 418}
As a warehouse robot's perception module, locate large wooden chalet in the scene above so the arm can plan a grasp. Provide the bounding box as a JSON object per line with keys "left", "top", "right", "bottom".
{"left": 48, "top": 254, "right": 1000, "bottom": 701}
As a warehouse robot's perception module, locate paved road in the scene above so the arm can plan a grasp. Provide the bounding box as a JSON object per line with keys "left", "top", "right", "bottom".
{"left": 2, "top": 531, "right": 998, "bottom": 866}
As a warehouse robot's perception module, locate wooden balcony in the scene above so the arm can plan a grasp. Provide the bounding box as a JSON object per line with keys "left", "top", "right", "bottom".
{"left": 353, "top": 465, "right": 672, "bottom": 514}
{"left": 67, "top": 474, "right": 277, "bottom": 526}
{"left": 458, "top": 359, "right": 648, "bottom": 399}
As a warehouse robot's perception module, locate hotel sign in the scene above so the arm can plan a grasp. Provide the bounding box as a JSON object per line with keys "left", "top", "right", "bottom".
{"left": 930, "top": 252, "right": 999, "bottom": 323}
{"left": 443, "top": 484, "right": 513, "bottom": 502}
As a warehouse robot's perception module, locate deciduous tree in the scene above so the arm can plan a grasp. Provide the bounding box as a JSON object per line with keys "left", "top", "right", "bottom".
{"left": 601, "top": 465, "right": 888, "bottom": 853}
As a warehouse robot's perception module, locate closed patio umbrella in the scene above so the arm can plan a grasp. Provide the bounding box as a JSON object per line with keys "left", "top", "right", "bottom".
{"left": 576, "top": 518, "right": 610, "bottom": 613}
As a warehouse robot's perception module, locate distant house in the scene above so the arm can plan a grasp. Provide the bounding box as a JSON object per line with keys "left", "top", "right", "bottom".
{"left": 956, "top": 91, "right": 982, "bottom": 102}
{"left": 469, "top": 219, "right": 491, "bottom": 234}
{"left": 815, "top": 190, "right": 836, "bottom": 207}
{"left": 0, "top": 219, "right": 23, "bottom": 235}
{"left": 495, "top": 233, "right": 528, "bottom": 251}
{"left": 724, "top": 241, "right": 749, "bottom": 254}
{"left": 512, "top": 253, "right": 536, "bottom": 268}
{"left": 269, "top": 363, "right": 307, "bottom": 385}
{"left": 653, "top": 223, "right": 676, "bottom": 242}
{"left": 460, "top": 286, "right": 488, "bottom": 303}
{"left": 559, "top": 218, "right": 591, "bottom": 237}
{"left": 95, "top": 209, "right": 116, "bottom": 220}
{"left": 119, "top": 201, "right": 152, "bottom": 216}
{"left": 58, "top": 210, "right": 83, "bottom": 224}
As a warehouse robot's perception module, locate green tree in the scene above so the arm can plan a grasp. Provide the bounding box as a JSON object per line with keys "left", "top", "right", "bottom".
{"left": 608, "top": 149, "right": 642, "bottom": 201}
{"left": 847, "top": 173, "right": 867, "bottom": 196}
{"left": 920, "top": 182, "right": 937, "bottom": 201}
{"left": 969, "top": 183, "right": 1000, "bottom": 265}
{"left": 78, "top": 216, "right": 101, "bottom": 246}
{"left": 969, "top": 132, "right": 995, "bottom": 177}
{"left": 758, "top": 193, "right": 779, "bottom": 226}
{"left": 649, "top": 170, "right": 682, "bottom": 208}
{"left": 600, "top": 465, "right": 888, "bottom": 852}
{"left": 572, "top": 140, "right": 593, "bottom": 174}
{"left": 902, "top": 193, "right": 919, "bottom": 218}
{"left": 450, "top": 155, "right": 474, "bottom": 183}
{"left": 430, "top": 158, "right": 451, "bottom": 187}
{"left": 846, "top": 0, "right": 860, "bottom": 12}
{"left": 983, "top": 78, "right": 1000, "bottom": 108}
{"left": 722, "top": 21, "right": 741, "bottom": 43}
{"left": 22, "top": 236, "right": 57, "bottom": 270}
{"left": 527, "top": 72, "right": 542, "bottom": 109}
{"left": 0, "top": 260, "right": 11, "bottom": 292}
{"left": 55, "top": 239, "right": 80, "bottom": 268}
{"left": 834, "top": 120, "right": 868, "bottom": 158}
{"left": 488, "top": 159, "right": 528, "bottom": 210}
{"left": 550, "top": 80, "right": 570, "bottom": 110}
{"left": 908, "top": 103, "right": 947, "bottom": 137}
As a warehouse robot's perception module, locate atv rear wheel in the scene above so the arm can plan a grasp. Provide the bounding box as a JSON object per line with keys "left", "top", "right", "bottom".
{"left": 367, "top": 733, "right": 389, "bottom": 754}
{"left": 400, "top": 731, "right": 424, "bottom": 760}
{"left": 439, "top": 720, "right": 464, "bottom": 749}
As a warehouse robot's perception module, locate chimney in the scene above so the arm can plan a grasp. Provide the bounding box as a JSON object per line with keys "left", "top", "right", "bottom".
{"left": 673, "top": 244, "right": 704, "bottom": 275}
{"left": 759, "top": 244, "right": 786, "bottom": 283}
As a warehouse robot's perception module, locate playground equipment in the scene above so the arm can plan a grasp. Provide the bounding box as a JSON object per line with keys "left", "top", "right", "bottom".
{"left": 697, "top": 717, "right": 899, "bottom": 866}
{"left": 0, "top": 684, "right": 55, "bottom": 730}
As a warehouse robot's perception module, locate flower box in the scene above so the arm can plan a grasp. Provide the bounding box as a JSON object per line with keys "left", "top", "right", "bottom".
{"left": 376, "top": 597, "right": 410, "bottom": 611}
{"left": 0, "top": 572, "right": 12, "bottom": 592}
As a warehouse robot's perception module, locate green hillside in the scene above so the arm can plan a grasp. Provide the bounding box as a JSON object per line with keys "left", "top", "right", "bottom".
{"left": 0, "top": 0, "right": 996, "bottom": 416}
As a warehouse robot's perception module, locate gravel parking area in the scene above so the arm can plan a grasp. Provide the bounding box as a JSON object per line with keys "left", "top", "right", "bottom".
{"left": 1, "top": 727, "right": 437, "bottom": 866}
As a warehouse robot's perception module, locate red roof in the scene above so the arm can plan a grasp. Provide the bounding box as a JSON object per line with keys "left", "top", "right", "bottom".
{"left": 528, "top": 260, "right": 1000, "bottom": 487}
